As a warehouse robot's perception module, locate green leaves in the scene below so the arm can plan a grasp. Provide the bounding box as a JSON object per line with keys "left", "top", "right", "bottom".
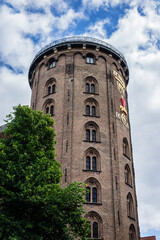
{"left": 0, "top": 105, "right": 89, "bottom": 240}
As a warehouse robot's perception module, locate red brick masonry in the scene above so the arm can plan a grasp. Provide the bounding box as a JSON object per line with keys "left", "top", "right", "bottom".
{"left": 141, "top": 236, "right": 156, "bottom": 240}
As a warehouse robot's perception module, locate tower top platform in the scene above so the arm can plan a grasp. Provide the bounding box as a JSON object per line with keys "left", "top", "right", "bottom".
{"left": 28, "top": 36, "right": 129, "bottom": 83}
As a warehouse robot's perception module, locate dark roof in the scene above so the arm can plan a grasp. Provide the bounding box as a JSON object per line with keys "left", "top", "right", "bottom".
{"left": 141, "top": 236, "right": 156, "bottom": 240}
{"left": 0, "top": 124, "right": 7, "bottom": 133}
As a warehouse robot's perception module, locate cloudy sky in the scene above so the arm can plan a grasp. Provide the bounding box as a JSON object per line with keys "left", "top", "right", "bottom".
{"left": 0, "top": 0, "right": 160, "bottom": 238}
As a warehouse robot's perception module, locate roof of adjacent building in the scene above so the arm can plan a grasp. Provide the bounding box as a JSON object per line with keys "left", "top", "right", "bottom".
{"left": 28, "top": 36, "right": 129, "bottom": 84}
{"left": 141, "top": 236, "right": 156, "bottom": 240}
{"left": 0, "top": 124, "right": 7, "bottom": 133}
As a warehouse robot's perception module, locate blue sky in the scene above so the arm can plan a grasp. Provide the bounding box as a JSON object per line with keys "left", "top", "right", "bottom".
{"left": 0, "top": 0, "right": 160, "bottom": 239}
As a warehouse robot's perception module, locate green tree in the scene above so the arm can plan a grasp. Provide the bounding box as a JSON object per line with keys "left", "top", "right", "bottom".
{"left": 0, "top": 105, "right": 89, "bottom": 240}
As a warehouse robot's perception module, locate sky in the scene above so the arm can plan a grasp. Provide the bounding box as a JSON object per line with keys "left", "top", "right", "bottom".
{"left": 0, "top": 0, "right": 160, "bottom": 238}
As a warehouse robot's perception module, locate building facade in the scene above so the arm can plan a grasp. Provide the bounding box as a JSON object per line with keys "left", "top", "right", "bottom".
{"left": 28, "top": 36, "right": 140, "bottom": 240}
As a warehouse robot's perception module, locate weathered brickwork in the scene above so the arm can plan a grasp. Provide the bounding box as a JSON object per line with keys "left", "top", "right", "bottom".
{"left": 28, "top": 37, "right": 140, "bottom": 240}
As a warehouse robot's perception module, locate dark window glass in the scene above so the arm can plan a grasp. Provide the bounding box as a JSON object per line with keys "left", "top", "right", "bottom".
{"left": 86, "top": 187, "right": 90, "bottom": 202}
{"left": 86, "top": 156, "right": 91, "bottom": 170}
{"left": 123, "top": 138, "right": 130, "bottom": 158}
{"left": 49, "top": 60, "right": 56, "bottom": 69}
{"left": 92, "top": 187, "right": 97, "bottom": 203}
{"left": 86, "top": 56, "right": 94, "bottom": 64}
{"left": 92, "top": 130, "right": 96, "bottom": 142}
{"left": 92, "top": 157, "right": 96, "bottom": 171}
{"left": 91, "top": 84, "right": 95, "bottom": 93}
{"left": 46, "top": 107, "right": 49, "bottom": 114}
{"left": 48, "top": 86, "right": 51, "bottom": 95}
{"left": 86, "top": 105, "right": 90, "bottom": 115}
{"left": 92, "top": 106, "right": 96, "bottom": 116}
{"left": 87, "top": 222, "right": 91, "bottom": 238}
{"left": 50, "top": 105, "right": 54, "bottom": 116}
{"left": 52, "top": 84, "right": 56, "bottom": 93}
{"left": 86, "top": 83, "right": 90, "bottom": 93}
{"left": 90, "top": 57, "right": 94, "bottom": 64}
{"left": 86, "top": 129, "right": 90, "bottom": 141}
{"left": 93, "top": 222, "right": 98, "bottom": 238}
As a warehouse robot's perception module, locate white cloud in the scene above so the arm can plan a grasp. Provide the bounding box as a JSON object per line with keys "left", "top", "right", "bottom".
{"left": 82, "top": 0, "right": 131, "bottom": 9}
{"left": 84, "top": 19, "right": 110, "bottom": 39}
{"left": 0, "top": 66, "right": 31, "bottom": 124}
{"left": 56, "top": 8, "right": 85, "bottom": 31}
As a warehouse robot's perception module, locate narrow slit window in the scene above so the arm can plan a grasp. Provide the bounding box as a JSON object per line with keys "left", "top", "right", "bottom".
{"left": 93, "top": 222, "right": 98, "bottom": 238}
{"left": 48, "top": 86, "right": 51, "bottom": 95}
{"left": 86, "top": 156, "right": 91, "bottom": 170}
{"left": 91, "top": 84, "right": 95, "bottom": 93}
{"left": 92, "top": 187, "right": 97, "bottom": 203}
{"left": 86, "top": 83, "right": 90, "bottom": 93}
{"left": 52, "top": 84, "right": 56, "bottom": 93}
{"left": 92, "top": 106, "right": 96, "bottom": 116}
{"left": 92, "top": 130, "right": 96, "bottom": 142}
{"left": 86, "top": 105, "right": 90, "bottom": 115}
{"left": 46, "top": 107, "right": 49, "bottom": 114}
{"left": 86, "top": 187, "right": 90, "bottom": 202}
{"left": 50, "top": 105, "right": 54, "bottom": 116}
{"left": 86, "top": 129, "right": 90, "bottom": 141}
{"left": 92, "top": 157, "right": 96, "bottom": 171}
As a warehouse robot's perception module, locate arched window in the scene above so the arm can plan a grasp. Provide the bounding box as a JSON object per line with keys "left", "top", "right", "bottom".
{"left": 46, "top": 105, "right": 54, "bottom": 116}
{"left": 93, "top": 222, "right": 98, "bottom": 238}
{"left": 86, "top": 105, "right": 90, "bottom": 115}
{"left": 125, "top": 164, "right": 132, "bottom": 186}
{"left": 127, "top": 193, "right": 134, "bottom": 218}
{"left": 84, "top": 77, "right": 98, "bottom": 94}
{"left": 129, "top": 224, "right": 136, "bottom": 240}
{"left": 123, "top": 138, "right": 130, "bottom": 158}
{"left": 44, "top": 99, "right": 55, "bottom": 117}
{"left": 92, "top": 188, "right": 97, "bottom": 203}
{"left": 48, "top": 59, "right": 56, "bottom": 69}
{"left": 84, "top": 98, "right": 99, "bottom": 117}
{"left": 86, "top": 129, "right": 90, "bottom": 141}
{"left": 84, "top": 122, "right": 100, "bottom": 142}
{"left": 85, "top": 211, "right": 102, "bottom": 239}
{"left": 86, "top": 54, "right": 95, "bottom": 64}
{"left": 86, "top": 187, "right": 90, "bottom": 202}
{"left": 44, "top": 78, "right": 56, "bottom": 96}
{"left": 86, "top": 156, "right": 91, "bottom": 170}
{"left": 85, "top": 178, "right": 101, "bottom": 204}
{"left": 84, "top": 148, "right": 100, "bottom": 172}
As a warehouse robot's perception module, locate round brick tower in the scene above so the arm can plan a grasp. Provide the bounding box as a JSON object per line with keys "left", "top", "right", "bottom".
{"left": 28, "top": 36, "right": 140, "bottom": 240}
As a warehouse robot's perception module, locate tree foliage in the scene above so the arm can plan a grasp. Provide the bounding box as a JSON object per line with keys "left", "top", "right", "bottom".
{"left": 0, "top": 105, "right": 89, "bottom": 240}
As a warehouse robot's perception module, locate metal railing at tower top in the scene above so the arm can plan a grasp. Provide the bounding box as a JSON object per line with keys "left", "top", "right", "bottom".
{"left": 32, "top": 36, "right": 128, "bottom": 68}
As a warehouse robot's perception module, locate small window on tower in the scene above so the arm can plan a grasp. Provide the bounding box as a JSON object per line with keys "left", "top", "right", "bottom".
{"left": 44, "top": 99, "right": 55, "bottom": 117}
{"left": 123, "top": 138, "right": 130, "bottom": 159}
{"left": 86, "top": 54, "right": 95, "bottom": 64}
{"left": 49, "top": 59, "right": 56, "bottom": 69}
{"left": 84, "top": 148, "right": 100, "bottom": 172}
